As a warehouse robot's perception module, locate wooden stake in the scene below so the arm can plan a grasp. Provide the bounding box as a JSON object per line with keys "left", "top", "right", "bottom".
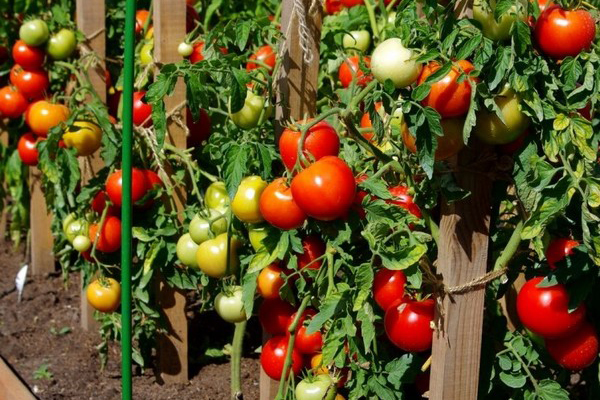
{"left": 29, "top": 167, "right": 54, "bottom": 275}
{"left": 0, "top": 130, "right": 8, "bottom": 240}
{"left": 154, "top": 0, "right": 189, "bottom": 384}
{"left": 0, "top": 356, "right": 37, "bottom": 400}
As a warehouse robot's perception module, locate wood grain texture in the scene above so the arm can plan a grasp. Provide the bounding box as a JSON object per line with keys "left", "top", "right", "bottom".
{"left": 0, "top": 130, "right": 8, "bottom": 240}
{"left": 0, "top": 356, "right": 37, "bottom": 400}
{"left": 259, "top": 332, "right": 278, "bottom": 400}
{"left": 429, "top": 144, "right": 493, "bottom": 400}
{"left": 154, "top": 0, "right": 189, "bottom": 384}
{"left": 29, "top": 167, "right": 54, "bottom": 276}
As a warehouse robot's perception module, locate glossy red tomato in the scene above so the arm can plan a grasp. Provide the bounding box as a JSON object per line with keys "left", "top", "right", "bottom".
{"left": 187, "top": 108, "right": 211, "bottom": 147}
{"left": 143, "top": 170, "right": 163, "bottom": 189}
{"left": 10, "top": 65, "right": 49, "bottom": 99}
{"left": 516, "top": 277, "right": 586, "bottom": 338}
{"left": 17, "top": 133, "right": 42, "bottom": 166}
{"left": 91, "top": 190, "right": 119, "bottom": 216}
{"left": 289, "top": 309, "right": 323, "bottom": 355}
{"left": 26, "top": 100, "right": 70, "bottom": 136}
{"left": 338, "top": 56, "right": 372, "bottom": 88}
{"left": 384, "top": 298, "right": 435, "bottom": 352}
{"left": 298, "top": 236, "right": 326, "bottom": 270}
{"left": 105, "top": 168, "right": 148, "bottom": 207}
{"left": 261, "top": 335, "right": 303, "bottom": 380}
{"left": 279, "top": 120, "right": 340, "bottom": 171}
{"left": 325, "top": 0, "right": 344, "bottom": 13}
{"left": 0, "top": 86, "right": 29, "bottom": 119}
{"left": 534, "top": 6, "right": 596, "bottom": 59}
{"left": 88, "top": 216, "right": 122, "bottom": 253}
{"left": 341, "top": 0, "right": 364, "bottom": 6}
{"left": 12, "top": 40, "right": 45, "bottom": 70}
{"left": 135, "top": 10, "right": 150, "bottom": 35}
{"left": 259, "top": 178, "right": 307, "bottom": 230}
{"left": 546, "top": 322, "right": 598, "bottom": 370}
{"left": 133, "top": 91, "right": 152, "bottom": 126}
{"left": 291, "top": 156, "right": 356, "bottom": 221}
{"left": 546, "top": 238, "right": 578, "bottom": 270}
{"left": 359, "top": 103, "right": 383, "bottom": 142}
{"left": 259, "top": 298, "right": 296, "bottom": 334}
{"left": 257, "top": 263, "right": 285, "bottom": 299}
{"left": 247, "top": 45, "right": 276, "bottom": 73}
{"left": 189, "top": 41, "right": 228, "bottom": 64}
{"left": 373, "top": 268, "right": 407, "bottom": 311}
{"left": 387, "top": 185, "right": 422, "bottom": 219}
{"left": 418, "top": 60, "right": 477, "bottom": 118}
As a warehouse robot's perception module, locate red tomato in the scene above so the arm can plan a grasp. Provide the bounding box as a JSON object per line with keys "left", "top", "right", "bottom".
{"left": 387, "top": 185, "right": 422, "bottom": 219}
{"left": 341, "top": 0, "right": 364, "bottom": 6}
{"left": 12, "top": 40, "right": 45, "bottom": 70}
{"left": 325, "top": 0, "right": 344, "bottom": 13}
{"left": 26, "top": 100, "right": 70, "bottom": 137}
{"left": 17, "top": 133, "right": 42, "bottom": 166}
{"left": 384, "top": 299, "right": 435, "bottom": 352}
{"left": 187, "top": 108, "right": 211, "bottom": 147}
{"left": 417, "top": 60, "right": 477, "bottom": 118}
{"left": 534, "top": 6, "right": 596, "bottom": 59}
{"left": 546, "top": 322, "right": 598, "bottom": 370}
{"left": 247, "top": 45, "right": 276, "bottom": 73}
{"left": 260, "top": 335, "right": 303, "bottom": 381}
{"left": 189, "top": 41, "right": 228, "bottom": 64}
{"left": 259, "top": 298, "right": 296, "bottom": 335}
{"left": 279, "top": 120, "right": 340, "bottom": 171}
{"left": 91, "top": 190, "right": 119, "bottom": 216}
{"left": 290, "top": 156, "right": 356, "bottom": 221}
{"left": 257, "top": 263, "right": 285, "bottom": 299}
{"left": 135, "top": 10, "right": 150, "bottom": 35}
{"left": 297, "top": 236, "right": 326, "bottom": 270}
{"left": 133, "top": 91, "right": 152, "bottom": 126}
{"left": 516, "top": 277, "right": 586, "bottom": 339}
{"left": 0, "top": 86, "right": 29, "bottom": 119}
{"left": 143, "top": 170, "right": 163, "bottom": 189}
{"left": 352, "top": 174, "right": 370, "bottom": 218}
{"left": 259, "top": 178, "right": 307, "bottom": 230}
{"left": 338, "top": 56, "right": 372, "bottom": 88}
{"left": 105, "top": 168, "right": 149, "bottom": 207}
{"left": 88, "top": 216, "right": 122, "bottom": 253}
{"left": 10, "top": 65, "right": 49, "bottom": 99}
{"left": 546, "top": 238, "right": 578, "bottom": 270}
{"left": 289, "top": 309, "right": 323, "bottom": 354}
{"left": 359, "top": 103, "right": 384, "bottom": 142}
{"left": 373, "top": 268, "right": 407, "bottom": 311}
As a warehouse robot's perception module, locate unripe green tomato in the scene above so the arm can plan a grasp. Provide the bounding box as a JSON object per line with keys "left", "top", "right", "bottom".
{"left": 176, "top": 233, "right": 199, "bottom": 268}
{"left": 295, "top": 374, "right": 337, "bottom": 400}
{"left": 473, "top": 0, "right": 526, "bottom": 41}
{"left": 229, "top": 91, "right": 271, "bottom": 129}
{"left": 19, "top": 19, "right": 49, "bottom": 47}
{"left": 73, "top": 235, "right": 92, "bottom": 252}
{"left": 342, "top": 30, "right": 371, "bottom": 53}
{"left": 189, "top": 209, "right": 228, "bottom": 244}
{"left": 47, "top": 29, "right": 77, "bottom": 60}
{"left": 232, "top": 176, "right": 267, "bottom": 223}
{"left": 178, "top": 42, "right": 194, "bottom": 57}
{"left": 371, "top": 38, "right": 422, "bottom": 89}
{"left": 204, "top": 181, "right": 230, "bottom": 211}
{"left": 248, "top": 225, "right": 268, "bottom": 252}
{"left": 140, "top": 41, "right": 154, "bottom": 65}
{"left": 196, "top": 233, "right": 240, "bottom": 278}
{"left": 214, "top": 286, "right": 247, "bottom": 323}
{"left": 63, "top": 213, "right": 76, "bottom": 233}
{"left": 473, "top": 88, "right": 529, "bottom": 145}
{"left": 65, "top": 219, "right": 89, "bottom": 244}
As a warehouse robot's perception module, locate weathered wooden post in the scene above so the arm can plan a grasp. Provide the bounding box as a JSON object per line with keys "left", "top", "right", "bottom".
{"left": 0, "top": 130, "right": 8, "bottom": 239}
{"left": 29, "top": 166, "right": 54, "bottom": 275}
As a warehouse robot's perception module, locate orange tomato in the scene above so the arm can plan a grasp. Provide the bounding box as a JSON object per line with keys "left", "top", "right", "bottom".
{"left": 402, "top": 118, "right": 464, "bottom": 160}
{"left": 26, "top": 100, "right": 70, "bottom": 137}
{"left": 257, "top": 263, "right": 285, "bottom": 299}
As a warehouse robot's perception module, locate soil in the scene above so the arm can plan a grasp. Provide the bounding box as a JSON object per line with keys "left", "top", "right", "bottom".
{"left": 0, "top": 239, "right": 262, "bottom": 400}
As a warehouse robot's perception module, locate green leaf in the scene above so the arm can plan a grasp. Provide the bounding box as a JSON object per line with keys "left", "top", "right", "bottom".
{"left": 412, "top": 84, "right": 431, "bottom": 102}
{"left": 223, "top": 144, "right": 249, "bottom": 199}
{"left": 521, "top": 176, "right": 572, "bottom": 239}
{"left": 499, "top": 371, "right": 526, "bottom": 388}
{"left": 537, "top": 380, "right": 570, "bottom": 400}
{"left": 235, "top": 21, "right": 251, "bottom": 50}
{"left": 455, "top": 34, "right": 482, "bottom": 61}
{"left": 306, "top": 293, "right": 344, "bottom": 334}
{"left": 424, "top": 62, "right": 453, "bottom": 85}
{"left": 553, "top": 114, "right": 569, "bottom": 131}
{"left": 242, "top": 271, "right": 258, "bottom": 318}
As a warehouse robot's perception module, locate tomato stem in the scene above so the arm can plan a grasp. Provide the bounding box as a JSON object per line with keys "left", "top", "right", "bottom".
{"left": 326, "top": 249, "right": 335, "bottom": 297}
{"left": 230, "top": 320, "right": 246, "bottom": 400}
{"left": 364, "top": 0, "right": 380, "bottom": 43}
{"left": 493, "top": 219, "right": 524, "bottom": 272}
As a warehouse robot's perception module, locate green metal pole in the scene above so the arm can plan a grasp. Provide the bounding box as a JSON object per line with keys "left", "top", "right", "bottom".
{"left": 121, "top": 0, "right": 136, "bottom": 399}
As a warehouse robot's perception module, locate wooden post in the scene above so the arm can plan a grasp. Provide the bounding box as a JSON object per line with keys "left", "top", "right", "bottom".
{"left": 154, "top": 0, "right": 189, "bottom": 384}
{"left": 29, "top": 167, "right": 54, "bottom": 275}
{"left": 0, "top": 356, "right": 37, "bottom": 400}
{"left": 76, "top": 0, "right": 107, "bottom": 332}
{"left": 0, "top": 130, "right": 8, "bottom": 240}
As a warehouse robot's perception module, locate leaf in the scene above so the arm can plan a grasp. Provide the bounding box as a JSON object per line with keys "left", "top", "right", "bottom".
{"left": 499, "top": 371, "right": 526, "bottom": 388}
{"left": 424, "top": 62, "right": 452, "bottom": 85}
{"left": 455, "top": 34, "right": 482, "bottom": 61}
{"left": 223, "top": 144, "right": 249, "bottom": 199}
{"left": 411, "top": 84, "right": 431, "bottom": 102}
{"left": 242, "top": 271, "right": 258, "bottom": 318}
{"left": 235, "top": 21, "right": 251, "bottom": 50}
{"left": 353, "top": 265, "right": 374, "bottom": 311}
{"left": 306, "top": 293, "right": 343, "bottom": 334}
{"left": 537, "top": 380, "right": 570, "bottom": 400}
{"left": 385, "top": 354, "right": 419, "bottom": 385}
{"left": 356, "top": 303, "right": 376, "bottom": 351}
{"left": 521, "top": 176, "right": 572, "bottom": 240}
{"left": 553, "top": 114, "right": 569, "bottom": 131}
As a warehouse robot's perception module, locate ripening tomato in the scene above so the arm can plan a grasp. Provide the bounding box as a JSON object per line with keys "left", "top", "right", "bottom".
{"left": 257, "top": 263, "right": 285, "bottom": 299}
{"left": 12, "top": 40, "right": 45, "bottom": 70}
{"left": 10, "top": 65, "right": 49, "bottom": 99}
{"left": 373, "top": 268, "right": 407, "bottom": 311}
{"left": 176, "top": 233, "right": 199, "bottom": 268}
{"left": 133, "top": 91, "right": 152, "bottom": 126}
{"left": 325, "top": 0, "right": 344, "bottom": 13}
{"left": 259, "top": 178, "right": 307, "bottom": 230}
{"left": 189, "top": 41, "right": 228, "bottom": 64}
{"left": 338, "top": 56, "right": 372, "bottom": 88}
{"left": 0, "top": 86, "right": 29, "bottom": 119}
{"left": 291, "top": 156, "right": 356, "bottom": 221}
{"left": 86, "top": 278, "right": 121, "bottom": 312}
{"left": 516, "top": 277, "right": 586, "bottom": 339}
{"left": 135, "top": 10, "right": 150, "bottom": 35}
{"left": 247, "top": 45, "right": 276, "bottom": 73}
{"left": 546, "top": 238, "right": 578, "bottom": 270}
{"left": 384, "top": 298, "right": 435, "bottom": 352}
{"left": 261, "top": 335, "right": 304, "bottom": 380}
{"left": 187, "top": 108, "right": 211, "bottom": 147}
{"left": 371, "top": 38, "right": 421, "bottom": 89}
{"left": 534, "top": 6, "right": 596, "bottom": 59}
{"left": 259, "top": 298, "right": 296, "bottom": 334}
{"left": 189, "top": 209, "right": 228, "bottom": 245}
{"left": 418, "top": 60, "right": 477, "bottom": 118}
{"left": 473, "top": 87, "right": 529, "bottom": 145}
{"left": 290, "top": 309, "right": 323, "bottom": 355}
{"left": 91, "top": 190, "right": 119, "bottom": 216}
{"left": 279, "top": 120, "right": 340, "bottom": 170}
{"left": 19, "top": 19, "right": 49, "bottom": 46}
{"left": 196, "top": 233, "right": 240, "bottom": 278}
{"left": 546, "top": 322, "right": 599, "bottom": 370}
{"left": 342, "top": 30, "right": 371, "bottom": 52}
{"left": 359, "top": 103, "right": 384, "bottom": 142}
{"left": 295, "top": 375, "right": 337, "bottom": 400}
{"left": 88, "top": 216, "right": 122, "bottom": 253}
{"left": 498, "top": 129, "right": 530, "bottom": 154}
{"left": 387, "top": 185, "right": 422, "bottom": 219}
{"left": 232, "top": 176, "right": 268, "bottom": 223}
{"left": 214, "top": 286, "right": 247, "bottom": 323}
{"left": 46, "top": 29, "right": 77, "bottom": 60}
{"left": 204, "top": 181, "right": 230, "bottom": 212}
{"left": 341, "top": 0, "right": 363, "bottom": 6}
{"left": 105, "top": 168, "right": 148, "bottom": 208}
{"left": 473, "top": 0, "right": 526, "bottom": 41}
{"left": 17, "top": 133, "right": 42, "bottom": 166}
{"left": 26, "top": 100, "right": 70, "bottom": 136}
{"left": 402, "top": 118, "right": 465, "bottom": 160}
{"left": 298, "top": 236, "right": 326, "bottom": 270}
{"left": 62, "top": 121, "right": 103, "bottom": 156}
{"left": 352, "top": 174, "right": 370, "bottom": 218}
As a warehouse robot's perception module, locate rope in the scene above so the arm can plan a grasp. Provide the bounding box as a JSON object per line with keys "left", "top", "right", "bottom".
{"left": 279, "top": 0, "right": 321, "bottom": 65}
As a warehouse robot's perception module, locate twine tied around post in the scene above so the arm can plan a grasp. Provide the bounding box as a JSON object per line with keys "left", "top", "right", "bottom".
{"left": 279, "top": 0, "right": 321, "bottom": 65}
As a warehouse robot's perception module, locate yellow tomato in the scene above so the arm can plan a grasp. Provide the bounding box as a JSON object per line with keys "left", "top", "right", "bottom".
{"left": 196, "top": 233, "right": 240, "bottom": 278}
{"left": 86, "top": 278, "right": 121, "bottom": 312}
{"left": 474, "top": 88, "right": 529, "bottom": 145}
{"left": 232, "top": 176, "right": 267, "bottom": 223}
{"left": 63, "top": 121, "right": 103, "bottom": 156}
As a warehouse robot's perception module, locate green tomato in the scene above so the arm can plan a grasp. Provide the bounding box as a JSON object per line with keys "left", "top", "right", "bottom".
{"left": 19, "top": 19, "right": 49, "bottom": 47}
{"left": 178, "top": 42, "right": 193, "bottom": 57}
{"left": 214, "top": 286, "right": 247, "bottom": 323}
{"left": 64, "top": 218, "right": 89, "bottom": 244}
{"left": 189, "top": 209, "right": 228, "bottom": 244}
{"left": 232, "top": 176, "right": 267, "bottom": 224}
{"left": 342, "top": 30, "right": 371, "bottom": 53}
{"left": 473, "top": 0, "right": 526, "bottom": 41}
{"left": 248, "top": 225, "right": 268, "bottom": 252}
{"left": 229, "top": 91, "right": 271, "bottom": 130}
{"left": 371, "top": 38, "right": 422, "bottom": 89}
{"left": 140, "top": 41, "right": 154, "bottom": 65}
{"left": 47, "top": 29, "right": 77, "bottom": 60}
{"left": 73, "top": 235, "right": 92, "bottom": 252}
{"left": 196, "top": 233, "right": 240, "bottom": 278}
{"left": 473, "top": 87, "right": 529, "bottom": 145}
{"left": 176, "top": 233, "right": 199, "bottom": 268}
{"left": 295, "top": 375, "right": 337, "bottom": 400}
{"left": 205, "top": 181, "right": 230, "bottom": 211}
